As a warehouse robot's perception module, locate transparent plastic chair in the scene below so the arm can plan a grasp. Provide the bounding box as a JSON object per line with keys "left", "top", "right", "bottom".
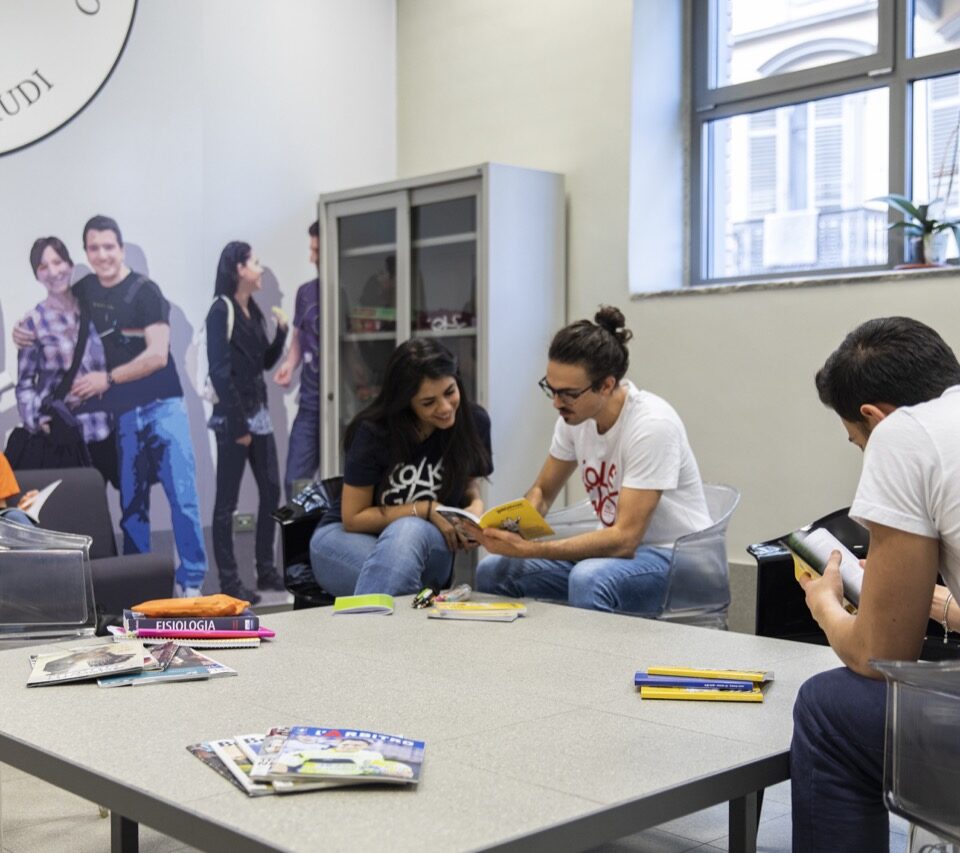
{"left": 0, "top": 515, "right": 97, "bottom": 641}
{"left": 658, "top": 484, "right": 740, "bottom": 629}
{"left": 874, "top": 658, "right": 960, "bottom": 849}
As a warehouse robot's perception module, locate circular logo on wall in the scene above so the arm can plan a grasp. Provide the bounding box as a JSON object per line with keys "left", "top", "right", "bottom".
{"left": 0, "top": 0, "right": 137, "bottom": 156}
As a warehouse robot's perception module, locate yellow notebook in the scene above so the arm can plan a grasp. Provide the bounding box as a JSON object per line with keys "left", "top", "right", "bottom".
{"left": 640, "top": 685, "right": 764, "bottom": 702}
{"left": 647, "top": 666, "right": 773, "bottom": 683}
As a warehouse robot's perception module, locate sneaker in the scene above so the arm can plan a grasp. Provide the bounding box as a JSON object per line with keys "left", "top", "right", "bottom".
{"left": 174, "top": 582, "right": 203, "bottom": 598}
{"left": 220, "top": 582, "right": 262, "bottom": 606}
{"left": 256, "top": 570, "right": 287, "bottom": 592}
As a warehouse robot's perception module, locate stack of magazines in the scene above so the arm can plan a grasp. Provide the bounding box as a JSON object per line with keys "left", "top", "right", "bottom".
{"left": 190, "top": 726, "right": 425, "bottom": 796}
{"left": 26, "top": 640, "right": 236, "bottom": 687}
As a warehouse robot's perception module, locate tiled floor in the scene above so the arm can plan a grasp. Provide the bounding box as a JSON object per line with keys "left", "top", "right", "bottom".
{"left": 0, "top": 766, "right": 910, "bottom": 853}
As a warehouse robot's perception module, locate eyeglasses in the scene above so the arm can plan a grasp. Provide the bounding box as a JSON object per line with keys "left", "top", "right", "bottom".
{"left": 538, "top": 377, "right": 596, "bottom": 403}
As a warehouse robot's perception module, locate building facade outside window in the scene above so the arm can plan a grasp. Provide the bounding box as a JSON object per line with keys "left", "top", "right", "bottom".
{"left": 691, "top": 0, "right": 960, "bottom": 284}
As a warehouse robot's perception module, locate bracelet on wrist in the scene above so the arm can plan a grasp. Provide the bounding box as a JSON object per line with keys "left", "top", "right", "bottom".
{"left": 411, "top": 502, "right": 419, "bottom": 519}
{"left": 943, "top": 592, "right": 954, "bottom": 644}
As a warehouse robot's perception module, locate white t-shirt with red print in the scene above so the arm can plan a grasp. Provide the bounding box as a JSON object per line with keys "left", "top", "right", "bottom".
{"left": 549, "top": 381, "right": 711, "bottom": 548}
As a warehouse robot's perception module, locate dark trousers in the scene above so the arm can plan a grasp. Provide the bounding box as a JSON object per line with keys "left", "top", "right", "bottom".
{"left": 791, "top": 667, "right": 889, "bottom": 852}
{"left": 212, "top": 431, "right": 280, "bottom": 584}
{"left": 284, "top": 404, "right": 320, "bottom": 501}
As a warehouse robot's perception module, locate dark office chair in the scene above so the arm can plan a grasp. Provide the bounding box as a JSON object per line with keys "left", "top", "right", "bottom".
{"left": 748, "top": 508, "right": 959, "bottom": 659}
{"left": 12, "top": 467, "right": 175, "bottom": 619}
{"left": 274, "top": 477, "right": 340, "bottom": 609}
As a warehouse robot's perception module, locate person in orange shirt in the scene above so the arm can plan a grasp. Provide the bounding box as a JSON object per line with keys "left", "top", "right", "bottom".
{"left": 0, "top": 451, "right": 39, "bottom": 525}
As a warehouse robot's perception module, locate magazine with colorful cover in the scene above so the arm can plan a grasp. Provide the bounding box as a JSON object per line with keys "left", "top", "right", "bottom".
{"left": 427, "top": 601, "right": 527, "bottom": 622}
{"left": 234, "top": 732, "right": 358, "bottom": 793}
{"left": 26, "top": 641, "right": 149, "bottom": 686}
{"left": 436, "top": 498, "right": 553, "bottom": 542}
{"left": 208, "top": 738, "right": 276, "bottom": 797}
{"left": 187, "top": 742, "right": 249, "bottom": 793}
{"left": 98, "top": 645, "right": 237, "bottom": 687}
{"left": 249, "top": 726, "right": 425, "bottom": 785}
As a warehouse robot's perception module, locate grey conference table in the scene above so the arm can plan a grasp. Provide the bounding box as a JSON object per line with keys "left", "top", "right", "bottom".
{"left": 0, "top": 599, "right": 839, "bottom": 853}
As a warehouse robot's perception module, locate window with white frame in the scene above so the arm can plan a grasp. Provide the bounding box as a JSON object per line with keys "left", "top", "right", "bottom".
{"left": 690, "top": 0, "right": 960, "bottom": 284}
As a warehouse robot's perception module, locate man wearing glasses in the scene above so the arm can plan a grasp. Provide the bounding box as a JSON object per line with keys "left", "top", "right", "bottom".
{"left": 475, "top": 306, "right": 711, "bottom": 615}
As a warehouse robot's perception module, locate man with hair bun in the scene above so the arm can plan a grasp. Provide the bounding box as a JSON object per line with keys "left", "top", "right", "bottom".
{"left": 476, "top": 305, "right": 710, "bottom": 615}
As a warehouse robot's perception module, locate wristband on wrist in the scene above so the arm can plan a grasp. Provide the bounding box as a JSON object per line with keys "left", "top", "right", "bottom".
{"left": 411, "top": 502, "right": 419, "bottom": 518}
{"left": 943, "top": 592, "right": 954, "bottom": 644}
{"left": 106, "top": 370, "right": 115, "bottom": 387}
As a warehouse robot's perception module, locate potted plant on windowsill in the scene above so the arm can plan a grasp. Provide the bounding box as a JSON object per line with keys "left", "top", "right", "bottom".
{"left": 875, "top": 194, "right": 960, "bottom": 268}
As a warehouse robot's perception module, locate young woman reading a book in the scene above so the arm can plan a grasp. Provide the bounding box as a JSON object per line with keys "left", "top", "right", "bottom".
{"left": 309, "top": 339, "right": 492, "bottom": 596}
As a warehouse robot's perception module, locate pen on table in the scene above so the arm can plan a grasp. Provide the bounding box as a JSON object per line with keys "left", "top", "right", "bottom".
{"left": 412, "top": 588, "right": 436, "bottom": 609}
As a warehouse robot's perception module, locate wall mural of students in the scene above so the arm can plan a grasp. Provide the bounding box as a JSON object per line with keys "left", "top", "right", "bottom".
{"left": 7, "top": 237, "right": 117, "bottom": 487}
{"left": 206, "top": 241, "right": 288, "bottom": 605}
{"left": 10, "top": 218, "right": 210, "bottom": 598}
{"left": 273, "top": 220, "right": 321, "bottom": 501}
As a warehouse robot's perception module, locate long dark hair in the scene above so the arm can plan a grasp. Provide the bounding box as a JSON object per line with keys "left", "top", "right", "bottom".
{"left": 345, "top": 339, "right": 490, "bottom": 504}
{"left": 549, "top": 305, "right": 633, "bottom": 383}
{"left": 214, "top": 241, "right": 264, "bottom": 323}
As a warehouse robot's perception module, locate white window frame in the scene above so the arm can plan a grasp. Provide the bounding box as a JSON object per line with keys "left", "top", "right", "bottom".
{"left": 689, "top": 0, "right": 960, "bottom": 285}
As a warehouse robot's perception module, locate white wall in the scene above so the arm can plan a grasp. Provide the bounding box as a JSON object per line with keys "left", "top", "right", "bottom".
{"left": 0, "top": 0, "right": 396, "bottom": 530}
{"left": 397, "top": 0, "right": 960, "bottom": 558}
{"left": 398, "top": 0, "right": 635, "bottom": 321}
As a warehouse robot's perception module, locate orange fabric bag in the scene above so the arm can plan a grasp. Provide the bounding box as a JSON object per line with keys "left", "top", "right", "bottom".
{"left": 130, "top": 593, "right": 251, "bottom": 617}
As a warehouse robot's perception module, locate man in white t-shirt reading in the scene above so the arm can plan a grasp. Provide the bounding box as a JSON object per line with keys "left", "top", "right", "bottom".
{"left": 792, "top": 316, "right": 960, "bottom": 852}
{"left": 475, "top": 305, "right": 711, "bottom": 615}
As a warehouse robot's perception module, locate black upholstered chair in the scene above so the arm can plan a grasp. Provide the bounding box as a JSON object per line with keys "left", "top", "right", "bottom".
{"left": 12, "top": 467, "right": 175, "bottom": 617}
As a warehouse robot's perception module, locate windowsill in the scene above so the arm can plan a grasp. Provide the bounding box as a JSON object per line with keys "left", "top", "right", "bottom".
{"left": 631, "top": 264, "right": 960, "bottom": 300}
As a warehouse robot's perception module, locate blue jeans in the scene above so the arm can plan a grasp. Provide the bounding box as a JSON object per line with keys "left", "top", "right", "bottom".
{"left": 475, "top": 546, "right": 673, "bottom": 616}
{"left": 284, "top": 404, "right": 319, "bottom": 501}
{"left": 791, "top": 667, "right": 889, "bottom": 852}
{"left": 116, "top": 397, "right": 207, "bottom": 589}
{"left": 309, "top": 516, "right": 454, "bottom": 597}
{"left": 0, "top": 508, "right": 34, "bottom": 526}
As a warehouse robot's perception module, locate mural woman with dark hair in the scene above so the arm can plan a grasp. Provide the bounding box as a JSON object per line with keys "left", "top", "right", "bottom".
{"left": 10, "top": 237, "right": 117, "bottom": 486}
{"left": 309, "top": 338, "right": 493, "bottom": 596}
{"left": 206, "top": 241, "right": 288, "bottom": 604}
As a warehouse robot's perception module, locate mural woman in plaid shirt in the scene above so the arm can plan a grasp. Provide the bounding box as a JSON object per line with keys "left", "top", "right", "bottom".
{"left": 14, "top": 237, "right": 117, "bottom": 487}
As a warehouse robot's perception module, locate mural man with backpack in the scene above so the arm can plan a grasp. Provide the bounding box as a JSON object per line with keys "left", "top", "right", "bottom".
{"left": 68, "top": 214, "right": 208, "bottom": 597}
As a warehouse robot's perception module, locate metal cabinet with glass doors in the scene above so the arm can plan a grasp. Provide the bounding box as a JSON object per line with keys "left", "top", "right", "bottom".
{"left": 318, "top": 163, "right": 565, "bottom": 506}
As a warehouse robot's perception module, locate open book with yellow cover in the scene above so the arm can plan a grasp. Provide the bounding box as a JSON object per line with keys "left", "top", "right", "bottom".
{"left": 436, "top": 498, "right": 554, "bottom": 542}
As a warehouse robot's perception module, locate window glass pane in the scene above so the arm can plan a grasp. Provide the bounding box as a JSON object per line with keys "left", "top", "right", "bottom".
{"left": 712, "top": 0, "right": 878, "bottom": 88}
{"left": 912, "top": 74, "right": 960, "bottom": 260}
{"left": 913, "top": 4, "right": 960, "bottom": 58}
{"left": 706, "top": 89, "right": 889, "bottom": 279}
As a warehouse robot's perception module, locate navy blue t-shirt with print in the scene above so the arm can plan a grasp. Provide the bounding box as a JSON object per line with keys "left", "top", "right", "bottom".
{"left": 325, "top": 406, "right": 492, "bottom": 525}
